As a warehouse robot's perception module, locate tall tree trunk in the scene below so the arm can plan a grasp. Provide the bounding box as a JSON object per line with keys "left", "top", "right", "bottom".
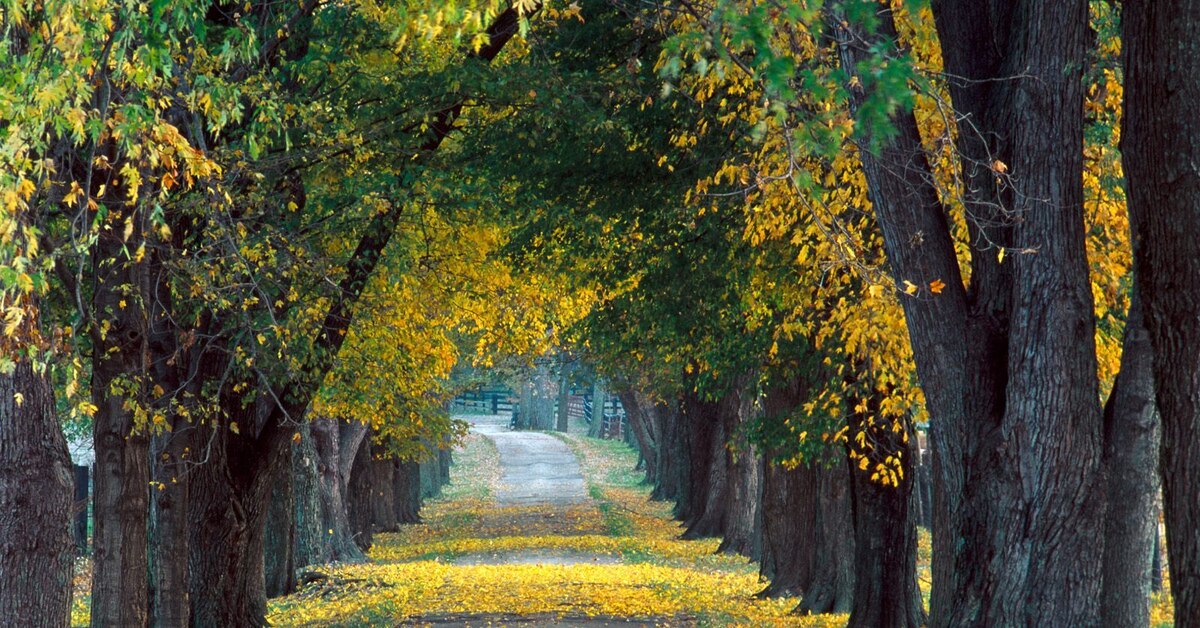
{"left": 589, "top": 378, "right": 607, "bottom": 438}
{"left": 90, "top": 248, "right": 151, "bottom": 627}
{"left": 291, "top": 425, "right": 326, "bottom": 573}
{"left": 394, "top": 460, "right": 422, "bottom": 524}
{"left": 0, "top": 361, "right": 74, "bottom": 626}
{"left": 308, "top": 418, "right": 367, "bottom": 563}
{"left": 371, "top": 442, "right": 398, "bottom": 533}
{"left": 1101, "top": 290, "right": 1161, "bottom": 628}
{"left": 346, "top": 433, "right": 374, "bottom": 552}
{"left": 758, "top": 457, "right": 815, "bottom": 598}
{"left": 619, "top": 389, "right": 659, "bottom": 485}
{"left": 556, "top": 355, "right": 571, "bottom": 432}
{"left": 677, "top": 388, "right": 729, "bottom": 538}
{"left": 717, "top": 386, "right": 761, "bottom": 559}
{"left": 149, "top": 427, "right": 194, "bottom": 626}
{"left": 796, "top": 462, "right": 855, "bottom": 615}
{"left": 263, "top": 444, "right": 296, "bottom": 599}
{"left": 187, "top": 418, "right": 285, "bottom": 627}
{"left": 833, "top": 0, "right": 1104, "bottom": 623}
{"left": 1122, "top": 1, "right": 1200, "bottom": 623}
{"left": 651, "top": 396, "right": 687, "bottom": 503}
{"left": 844, "top": 412, "right": 924, "bottom": 628}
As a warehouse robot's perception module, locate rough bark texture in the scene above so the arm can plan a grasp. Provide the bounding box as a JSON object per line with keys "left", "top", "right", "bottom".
{"left": 844, "top": 417, "right": 924, "bottom": 628}
{"left": 371, "top": 441, "right": 398, "bottom": 532}
{"left": 394, "top": 460, "right": 422, "bottom": 524}
{"left": 716, "top": 387, "right": 761, "bottom": 559}
{"left": 1122, "top": 1, "right": 1200, "bottom": 623}
{"left": 1101, "top": 290, "right": 1161, "bottom": 628}
{"left": 308, "top": 418, "right": 367, "bottom": 563}
{"left": 90, "top": 248, "right": 151, "bottom": 627}
{"left": 651, "top": 397, "right": 687, "bottom": 503}
{"left": 187, "top": 412, "right": 288, "bottom": 627}
{"left": 758, "top": 457, "right": 814, "bottom": 597}
{"left": 263, "top": 444, "right": 296, "bottom": 599}
{"left": 0, "top": 362, "right": 74, "bottom": 626}
{"left": 796, "top": 463, "right": 855, "bottom": 615}
{"left": 291, "top": 426, "right": 326, "bottom": 573}
{"left": 149, "top": 427, "right": 195, "bottom": 626}
{"left": 73, "top": 465, "right": 89, "bottom": 554}
{"left": 677, "top": 388, "right": 729, "bottom": 538}
{"left": 346, "top": 433, "right": 374, "bottom": 552}
{"left": 834, "top": 0, "right": 1104, "bottom": 623}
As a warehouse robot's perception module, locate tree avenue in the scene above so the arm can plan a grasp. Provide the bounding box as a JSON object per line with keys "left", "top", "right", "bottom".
{"left": 0, "top": 0, "right": 1193, "bottom": 627}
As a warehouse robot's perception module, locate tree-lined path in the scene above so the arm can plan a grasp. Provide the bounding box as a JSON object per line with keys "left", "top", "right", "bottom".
{"left": 265, "top": 414, "right": 839, "bottom": 626}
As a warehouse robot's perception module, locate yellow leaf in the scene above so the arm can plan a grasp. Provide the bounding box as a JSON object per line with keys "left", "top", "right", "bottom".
{"left": 230, "top": 422, "right": 240, "bottom": 434}
{"left": 13, "top": 392, "right": 23, "bottom": 407}
{"left": 902, "top": 280, "right": 918, "bottom": 295}
{"left": 997, "top": 248, "right": 1006, "bottom": 264}
{"left": 929, "top": 279, "right": 946, "bottom": 294}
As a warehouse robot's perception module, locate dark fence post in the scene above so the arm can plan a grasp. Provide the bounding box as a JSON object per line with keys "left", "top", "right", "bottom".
{"left": 73, "top": 464, "right": 89, "bottom": 554}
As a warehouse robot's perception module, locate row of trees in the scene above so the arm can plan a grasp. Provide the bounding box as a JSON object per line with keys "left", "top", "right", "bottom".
{"left": 471, "top": 0, "right": 1196, "bottom": 626}
{"left": 0, "top": 0, "right": 574, "bottom": 625}
{"left": 2, "top": 0, "right": 1197, "bottom": 626}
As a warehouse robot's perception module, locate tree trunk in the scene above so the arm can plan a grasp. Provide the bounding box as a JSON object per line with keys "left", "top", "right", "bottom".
{"left": 758, "top": 457, "right": 815, "bottom": 598}
{"left": 1101, "top": 289, "right": 1161, "bottom": 628}
{"left": 589, "top": 379, "right": 608, "bottom": 438}
{"left": 556, "top": 356, "right": 571, "bottom": 432}
{"left": 371, "top": 442, "right": 398, "bottom": 533}
{"left": 291, "top": 425, "right": 326, "bottom": 573}
{"left": 73, "top": 465, "right": 89, "bottom": 554}
{"left": 619, "top": 389, "right": 659, "bottom": 485}
{"left": 149, "top": 427, "right": 195, "bottom": 626}
{"left": 651, "top": 396, "right": 687, "bottom": 503}
{"left": 394, "top": 460, "right": 422, "bottom": 524}
{"left": 187, "top": 416, "right": 287, "bottom": 627}
{"left": 796, "top": 462, "right": 855, "bottom": 615}
{"left": 308, "top": 418, "right": 366, "bottom": 563}
{"left": 677, "top": 388, "right": 729, "bottom": 538}
{"left": 263, "top": 443, "right": 295, "bottom": 598}
{"left": 844, "top": 417, "right": 924, "bottom": 628}
{"left": 717, "top": 386, "right": 761, "bottom": 559}
{"left": 0, "top": 362, "right": 74, "bottom": 626}
{"left": 834, "top": 0, "right": 1104, "bottom": 623}
{"left": 346, "top": 434, "right": 374, "bottom": 552}
{"left": 1122, "top": 1, "right": 1200, "bottom": 623}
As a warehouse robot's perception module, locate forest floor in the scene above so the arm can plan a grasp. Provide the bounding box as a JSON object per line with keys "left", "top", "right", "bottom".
{"left": 267, "top": 414, "right": 843, "bottom": 627}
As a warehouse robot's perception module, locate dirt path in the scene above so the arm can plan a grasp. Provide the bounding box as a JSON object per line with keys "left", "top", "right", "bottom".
{"left": 469, "top": 415, "right": 588, "bottom": 507}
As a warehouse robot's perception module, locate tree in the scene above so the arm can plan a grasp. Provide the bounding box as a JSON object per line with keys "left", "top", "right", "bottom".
{"left": 1122, "top": 0, "right": 1200, "bottom": 623}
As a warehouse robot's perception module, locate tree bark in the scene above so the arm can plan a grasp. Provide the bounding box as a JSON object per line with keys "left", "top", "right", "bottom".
{"left": 844, "top": 414, "right": 924, "bottom": 628}
{"left": 618, "top": 389, "right": 659, "bottom": 485}
{"left": 1122, "top": 1, "right": 1200, "bottom": 623}
{"left": 833, "top": 0, "right": 1104, "bottom": 623}
{"left": 677, "top": 388, "right": 729, "bottom": 538}
{"left": 346, "top": 433, "right": 374, "bottom": 552}
{"left": 0, "top": 362, "right": 74, "bottom": 626}
{"left": 291, "top": 424, "right": 326, "bottom": 573}
{"left": 1101, "top": 289, "right": 1161, "bottom": 628}
{"left": 651, "top": 396, "right": 687, "bottom": 503}
{"left": 90, "top": 243, "right": 151, "bottom": 628}
{"left": 371, "top": 442, "right": 398, "bottom": 533}
{"left": 796, "top": 461, "right": 855, "bottom": 615}
{"left": 308, "top": 418, "right": 367, "bottom": 563}
{"left": 394, "top": 460, "right": 422, "bottom": 524}
{"left": 589, "top": 378, "right": 608, "bottom": 438}
{"left": 716, "top": 386, "right": 761, "bottom": 559}
{"left": 149, "top": 427, "right": 195, "bottom": 627}
{"left": 263, "top": 443, "right": 296, "bottom": 598}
